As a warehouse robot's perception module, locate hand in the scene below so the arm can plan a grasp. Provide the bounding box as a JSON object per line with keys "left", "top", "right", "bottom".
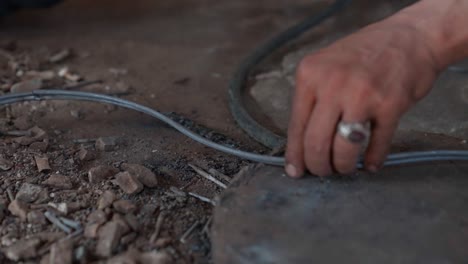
{"left": 285, "top": 21, "right": 441, "bottom": 177}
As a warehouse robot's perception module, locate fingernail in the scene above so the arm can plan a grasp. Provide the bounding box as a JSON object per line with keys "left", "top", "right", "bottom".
{"left": 286, "top": 164, "right": 299, "bottom": 178}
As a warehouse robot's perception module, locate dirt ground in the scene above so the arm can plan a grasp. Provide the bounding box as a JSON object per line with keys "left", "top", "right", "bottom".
{"left": 0, "top": 0, "right": 320, "bottom": 263}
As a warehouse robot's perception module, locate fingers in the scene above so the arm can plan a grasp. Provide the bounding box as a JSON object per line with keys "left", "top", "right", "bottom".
{"left": 364, "top": 115, "right": 399, "bottom": 172}
{"left": 332, "top": 107, "right": 369, "bottom": 174}
{"left": 303, "top": 100, "right": 341, "bottom": 177}
{"left": 285, "top": 85, "right": 315, "bottom": 178}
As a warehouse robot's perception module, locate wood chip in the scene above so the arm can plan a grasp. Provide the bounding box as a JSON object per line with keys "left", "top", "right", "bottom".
{"left": 49, "top": 49, "right": 71, "bottom": 63}
{"left": 95, "top": 221, "right": 124, "bottom": 258}
{"left": 97, "top": 191, "right": 116, "bottom": 210}
{"left": 114, "top": 171, "right": 144, "bottom": 195}
{"left": 180, "top": 220, "right": 200, "bottom": 244}
{"left": 3, "top": 238, "right": 41, "bottom": 261}
{"left": 8, "top": 200, "right": 29, "bottom": 221}
{"left": 49, "top": 240, "right": 73, "bottom": 264}
{"left": 43, "top": 174, "right": 73, "bottom": 189}
{"left": 34, "top": 155, "right": 51, "bottom": 173}
{"left": 188, "top": 192, "right": 216, "bottom": 206}
{"left": 189, "top": 164, "right": 227, "bottom": 189}
{"left": 0, "top": 157, "right": 13, "bottom": 171}
{"left": 150, "top": 211, "right": 166, "bottom": 243}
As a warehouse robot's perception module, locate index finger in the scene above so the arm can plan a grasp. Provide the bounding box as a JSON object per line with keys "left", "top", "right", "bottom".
{"left": 285, "top": 82, "right": 315, "bottom": 178}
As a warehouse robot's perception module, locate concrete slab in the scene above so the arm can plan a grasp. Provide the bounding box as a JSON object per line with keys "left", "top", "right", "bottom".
{"left": 213, "top": 133, "right": 468, "bottom": 263}
{"left": 216, "top": 2, "right": 468, "bottom": 262}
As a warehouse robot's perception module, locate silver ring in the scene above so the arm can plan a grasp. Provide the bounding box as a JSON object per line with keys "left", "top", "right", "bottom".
{"left": 337, "top": 121, "right": 371, "bottom": 144}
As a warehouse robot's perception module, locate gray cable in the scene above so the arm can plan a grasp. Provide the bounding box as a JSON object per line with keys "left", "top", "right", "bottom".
{"left": 1, "top": 90, "right": 468, "bottom": 170}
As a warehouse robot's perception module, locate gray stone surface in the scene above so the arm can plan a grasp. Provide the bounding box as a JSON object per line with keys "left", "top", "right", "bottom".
{"left": 218, "top": 3, "right": 468, "bottom": 261}
{"left": 213, "top": 145, "right": 468, "bottom": 263}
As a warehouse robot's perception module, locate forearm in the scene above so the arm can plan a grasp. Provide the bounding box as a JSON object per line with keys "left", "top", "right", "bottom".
{"left": 390, "top": 0, "right": 468, "bottom": 70}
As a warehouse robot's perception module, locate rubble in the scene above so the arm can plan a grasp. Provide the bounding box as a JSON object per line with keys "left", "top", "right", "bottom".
{"left": 105, "top": 82, "right": 131, "bottom": 95}
{"left": 13, "top": 115, "right": 32, "bottom": 130}
{"left": 73, "top": 246, "right": 89, "bottom": 263}
{"left": 47, "top": 202, "right": 80, "bottom": 215}
{"left": 70, "top": 109, "right": 83, "bottom": 119}
{"left": 43, "top": 174, "right": 73, "bottom": 189}
{"left": 95, "top": 221, "right": 124, "bottom": 258}
{"left": 29, "top": 141, "right": 49, "bottom": 152}
{"left": 40, "top": 254, "right": 50, "bottom": 264}
{"left": 114, "top": 171, "right": 144, "bottom": 194}
{"left": 106, "top": 247, "right": 140, "bottom": 264}
{"left": 113, "top": 200, "right": 137, "bottom": 214}
{"left": 88, "top": 165, "right": 118, "bottom": 183}
{"left": 34, "top": 155, "right": 51, "bottom": 172}
{"left": 98, "top": 191, "right": 117, "bottom": 210}
{"left": 10, "top": 79, "right": 43, "bottom": 93}
{"left": 0, "top": 43, "right": 227, "bottom": 264}
{"left": 24, "top": 70, "right": 55, "bottom": 81}
{"left": 16, "top": 183, "right": 45, "bottom": 203}
{"left": 124, "top": 213, "right": 140, "bottom": 232}
{"left": 1, "top": 233, "right": 17, "bottom": 247}
{"left": 84, "top": 222, "right": 101, "bottom": 238}
{"left": 13, "top": 126, "right": 47, "bottom": 146}
{"left": 0, "top": 157, "right": 13, "bottom": 171}
{"left": 140, "top": 251, "right": 173, "bottom": 264}
{"left": 139, "top": 204, "right": 157, "bottom": 217}
{"left": 95, "top": 137, "right": 118, "bottom": 152}
{"left": 121, "top": 163, "right": 158, "bottom": 188}
{"left": 49, "top": 240, "right": 73, "bottom": 264}
{"left": 88, "top": 210, "right": 108, "bottom": 225}
{"left": 78, "top": 146, "right": 96, "bottom": 161}
{"left": 111, "top": 213, "right": 131, "bottom": 234}
{"left": 154, "top": 237, "right": 172, "bottom": 248}
{"left": 30, "top": 126, "right": 47, "bottom": 139}
{"left": 13, "top": 136, "right": 35, "bottom": 146}
{"left": 0, "top": 198, "right": 7, "bottom": 222}
{"left": 58, "top": 67, "right": 81, "bottom": 82}
{"left": 49, "top": 49, "right": 72, "bottom": 63}
{"left": 3, "top": 238, "right": 42, "bottom": 261}
{"left": 120, "top": 233, "right": 137, "bottom": 246}
{"left": 27, "top": 210, "right": 47, "bottom": 225}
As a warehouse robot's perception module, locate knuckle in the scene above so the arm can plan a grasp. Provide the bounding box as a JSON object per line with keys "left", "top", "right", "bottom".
{"left": 317, "top": 67, "right": 350, "bottom": 98}
{"left": 296, "top": 57, "right": 316, "bottom": 83}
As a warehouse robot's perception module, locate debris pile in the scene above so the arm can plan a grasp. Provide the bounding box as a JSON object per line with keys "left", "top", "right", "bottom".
{"left": 0, "top": 42, "right": 243, "bottom": 263}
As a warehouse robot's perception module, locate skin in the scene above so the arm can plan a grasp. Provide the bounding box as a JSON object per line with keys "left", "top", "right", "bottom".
{"left": 285, "top": 0, "right": 468, "bottom": 177}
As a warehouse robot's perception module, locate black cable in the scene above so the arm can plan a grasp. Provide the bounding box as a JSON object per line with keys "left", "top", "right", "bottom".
{"left": 1, "top": 0, "right": 467, "bottom": 171}
{"left": 228, "top": 0, "right": 352, "bottom": 149}
{"left": 1, "top": 90, "right": 468, "bottom": 168}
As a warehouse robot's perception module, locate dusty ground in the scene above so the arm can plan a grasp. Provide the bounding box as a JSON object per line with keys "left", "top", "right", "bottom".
{"left": 3, "top": 0, "right": 464, "bottom": 263}
{"left": 0, "top": 0, "right": 321, "bottom": 263}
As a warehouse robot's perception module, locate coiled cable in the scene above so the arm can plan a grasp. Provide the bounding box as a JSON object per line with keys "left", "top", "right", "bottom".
{"left": 228, "top": 0, "right": 353, "bottom": 149}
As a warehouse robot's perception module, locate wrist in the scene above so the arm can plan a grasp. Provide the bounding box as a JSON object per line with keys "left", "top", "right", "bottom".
{"left": 390, "top": 0, "right": 468, "bottom": 70}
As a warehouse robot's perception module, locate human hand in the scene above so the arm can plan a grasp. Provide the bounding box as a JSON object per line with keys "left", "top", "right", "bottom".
{"left": 285, "top": 21, "right": 441, "bottom": 177}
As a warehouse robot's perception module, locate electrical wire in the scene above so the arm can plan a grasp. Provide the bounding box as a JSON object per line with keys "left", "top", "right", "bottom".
{"left": 1, "top": 0, "right": 467, "bottom": 171}
{"left": 1, "top": 90, "right": 468, "bottom": 169}
{"left": 228, "top": 0, "right": 353, "bottom": 149}
{"left": 227, "top": 0, "right": 468, "bottom": 150}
